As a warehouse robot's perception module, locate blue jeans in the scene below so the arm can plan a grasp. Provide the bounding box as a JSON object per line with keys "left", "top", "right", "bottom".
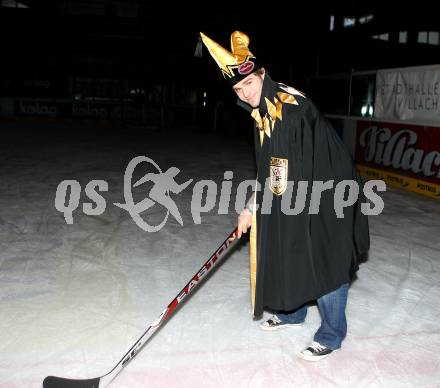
{"left": 276, "top": 283, "right": 349, "bottom": 350}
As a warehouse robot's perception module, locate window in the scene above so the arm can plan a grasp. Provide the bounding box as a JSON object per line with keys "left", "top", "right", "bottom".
{"left": 1, "top": 0, "right": 28, "bottom": 7}
{"left": 359, "top": 14, "right": 374, "bottom": 24}
{"left": 343, "top": 17, "right": 356, "bottom": 28}
{"left": 418, "top": 31, "right": 428, "bottom": 43}
{"left": 330, "top": 15, "right": 335, "bottom": 31}
{"left": 350, "top": 72, "right": 376, "bottom": 118}
{"left": 428, "top": 32, "right": 439, "bottom": 45}
{"left": 417, "top": 31, "right": 439, "bottom": 45}
{"left": 371, "top": 33, "right": 389, "bottom": 41}
{"left": 399, "top": 31, "right": 408, "bottom": 44}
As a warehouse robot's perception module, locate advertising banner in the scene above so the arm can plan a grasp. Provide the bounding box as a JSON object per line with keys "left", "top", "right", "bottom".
{"left": 356, "top": 120, "right": 440, "bottom": 199}
{"left": 374, "top": 65, "right": 440, "bottom": 124}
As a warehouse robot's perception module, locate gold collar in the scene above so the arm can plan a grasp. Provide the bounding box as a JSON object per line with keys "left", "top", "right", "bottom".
{"left": 252, "top": 91, "right": 299, "bottom": 145}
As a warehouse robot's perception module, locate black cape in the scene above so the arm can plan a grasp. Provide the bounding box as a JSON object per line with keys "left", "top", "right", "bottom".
{"left": 237, "top": 74, "right": 370, "bottom": 317}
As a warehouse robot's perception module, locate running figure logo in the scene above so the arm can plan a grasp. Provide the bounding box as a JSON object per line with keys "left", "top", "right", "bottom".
{"left": 114, "top": 156, "right": 193, "bottom": 232}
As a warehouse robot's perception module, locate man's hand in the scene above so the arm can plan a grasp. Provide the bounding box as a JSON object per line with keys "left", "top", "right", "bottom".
{"left": 230, "top": 208, "right": 253, "bottom": 241}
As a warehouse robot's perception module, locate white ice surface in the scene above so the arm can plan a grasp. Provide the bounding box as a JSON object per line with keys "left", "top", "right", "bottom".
{"left": 0, "top": 123, "right": 439, "bottom": 388}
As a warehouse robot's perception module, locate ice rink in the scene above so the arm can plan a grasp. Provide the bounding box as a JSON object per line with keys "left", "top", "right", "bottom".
{"left": 1, "top": 121, "right": 439, "bottom": 388}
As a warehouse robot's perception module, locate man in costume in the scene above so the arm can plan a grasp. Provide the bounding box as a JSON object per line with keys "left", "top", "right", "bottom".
{"left": 200, "top": 31, "right": 370, "bottom": 361}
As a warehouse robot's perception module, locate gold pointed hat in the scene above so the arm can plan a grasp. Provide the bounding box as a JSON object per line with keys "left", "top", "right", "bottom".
{"left": 200, "top": 31, "right": 261, "bottom": 85}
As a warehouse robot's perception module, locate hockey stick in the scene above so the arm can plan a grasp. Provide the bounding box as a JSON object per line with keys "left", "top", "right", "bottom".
{"left": 43, "top": 227, "right": 238, "bottom": 388}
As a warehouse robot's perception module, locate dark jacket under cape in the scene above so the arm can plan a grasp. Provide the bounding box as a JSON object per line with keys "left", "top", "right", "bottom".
{"left": 237, "top": 74, "right": 370, "bottom": 317}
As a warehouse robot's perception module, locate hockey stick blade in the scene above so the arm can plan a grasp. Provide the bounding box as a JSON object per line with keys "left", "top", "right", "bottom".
{"left": 43, "top": 376, "right": 100, "bottom": 388}
{"left": 43, "top": 227, "right": 238, "bottom": 388}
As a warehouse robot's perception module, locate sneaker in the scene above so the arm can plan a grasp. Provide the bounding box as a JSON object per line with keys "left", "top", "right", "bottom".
{"left": 298, "top": 341, "right": 334, "bottom": 361}
{"left": 259, "top": 315, "right": 304, "bottom": 331}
